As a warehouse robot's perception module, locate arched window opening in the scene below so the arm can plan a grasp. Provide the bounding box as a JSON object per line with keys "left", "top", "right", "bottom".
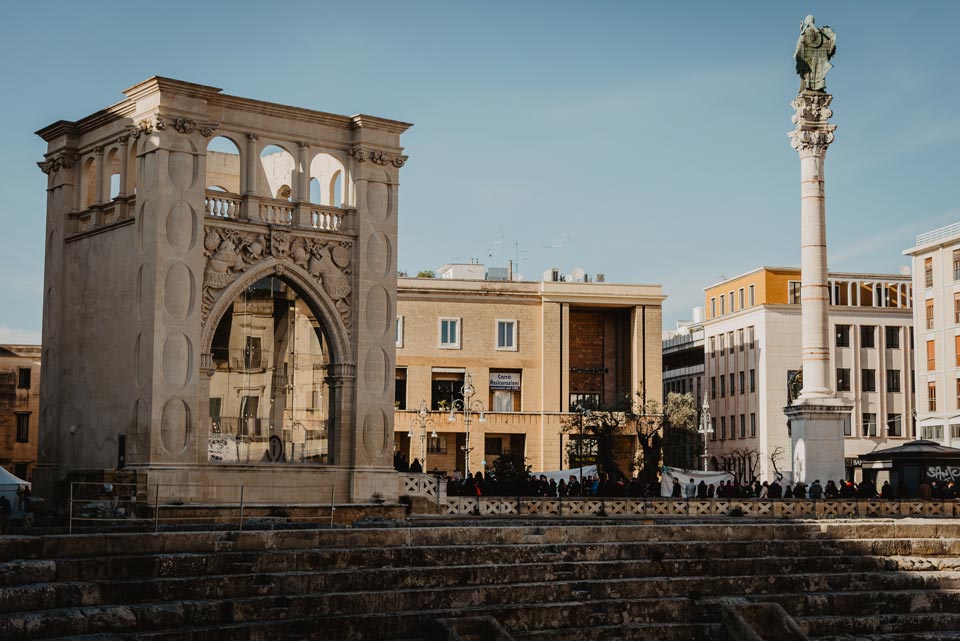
{"left": 309, "top": 178, "right": 322, "bottom": 205}
{"left": 310, "top": 153, "right": 346, "bottom": 207}
{"left": 259, "top": 145, "right": 295, "bottom": 201}
{"left": 205, "top": 136, "right": 242, "bottom": 195}
{"left": 106, "top": 147, "right": 121, "bottom": 200}
{"left": 208, "top": 276, "right": 332, "bottom": 465}
{"left": 81, "top": 157, "right": 97, "bottom": 209}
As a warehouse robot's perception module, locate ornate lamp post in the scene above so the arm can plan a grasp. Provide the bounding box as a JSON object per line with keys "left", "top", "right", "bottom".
{"left": 447, "top": 371, "right": 486, "bottom": 477}
{"left": 575, "top": 404, "right": 591, "bottom": 496}
{"left": 698, "top": 391, "right": 713, "bottom": 471}
{"left": 407, "top": 399, "right": 437, "bottom": 469}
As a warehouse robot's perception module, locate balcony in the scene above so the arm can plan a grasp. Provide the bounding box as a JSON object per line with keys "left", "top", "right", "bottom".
{"left": 204, "top": 190, "right": 354, "bottom": 233}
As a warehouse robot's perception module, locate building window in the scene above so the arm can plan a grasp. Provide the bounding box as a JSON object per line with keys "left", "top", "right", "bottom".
{"left": 836, "top": 368, "right": 851, "bottom": 392}
{"left": 396, "top": 316, "right": 404, "bottom": 348}
{"left": 569, "top": 392, "right": 600, "bottom": 411}
{"left": 749, "top": 284, "right": 755, "bottom": 307}
{"left": 953, "top": 424, "right": 960, "bottom": 440}
{"left": 861, "top": 325, "right": 876, "bottom": 348}
{"left": 729, "top": 415, "right": 736, "bottom": 439}
{"left": 887, "top": 370, "right": 901, "bottom": 393}
{"left": 836, "top": 325, "right": 850, "bottom": 347}
{"left": 886, "top": 413, "right": 902, "bottom": 437}
{"left": 729, "top": 373, "right": 735, "bottom": 396}
{"left": 955, "top": 293, "right": 960, "bottom": 324}
{"left": 922, "top": 424, "right": 943, "bottom": 441}
{"left": 954, "top": 249, "right": 960, "bottom": 281}
{"left": 243, "top": 336, "right": 262, "bottom": 369}
{"left": 925, "top": 257, "right": 934, "bottom": 288}
{"left": 490, "top": 369, "right": 521, "bottom": 411}
{"left": 746, "top": 326, "right": 755, "bottom": 349}
{"left": 738, "top": 288, "right": 745, "bottom": 310}
{"left": 432, "top": 370, "right": 465, "bottom": 410}
{"left": 956, "top": 335, "right": 960, "bottom": 368}
{"left": 710, "top": 417, "right": 717, "bottom": 440}
{"left": 719, "top": 375, "right": 725, "bottom": 397}
{"left": 710, "top": 376, "right": 717, "bottom": 399}
{"left": 720, "top": 416, "right": 726, "bottom": 439}
{"left": 496, "top": 320, "right": 517, "bottom": 351}
{"left": 749, "top": 413, "right": 756, "bottom": 437}
{"left": 749, "top": 369, "right": 756, "bottom": 393}
{"left": 927, "top": 340, "right": 936, "bottom": 371}
{"left": 738, "top": 371, "right": 745, "bottom": 395}
{"left": 885, "top": 326, "right": 900, "bottom": 349}
{"left": 737, "top": 329, "right": 744, "bottom": 351}
{"left": 484, "top": 437, "right": 503, "bottom": 456}
{"left": 729, "top": 292, "right": 734, "bottom": 312}
{"left": 739, "top": 414, "right": 746, "bottom": 438}
{"left": 927, "top": 299, "right": 935, "bottom": 330}
{"left": 15, "top": 413, "right": 29, "bottom": 443}
{"left": 861, "top": 413, "right": 878, "bottom": 437}
{"left": 395, "top": 368, "right": 407, "bottom": 410}
{"left": 788, "top": 281, "right": 801, "bottom": 305}
{"left": 427, "top": 435, "right": 447, "bottom": 454}
{"left": 17, "top": 368, "right": 31, "bottom": 389}
{"left": 718, "top": 334, "right": 725, "bottom": 352}
{"left": 709, "top": 336, "right": 716, "bottom": 356}
{"left": 439, "top": 317, "right": 461, "bottom": 349}
{"left": 956, "top": 378, "right": 960, "bottom": 410}
{"left": 710, "top": 297, "right": 717, "bottom": 318}
{"left": 720, "top": 296, "right": 725, "bottom": 316}
{"left": 929, "top": 381, "right": 938, "bottom": 412}
{"left": 727, "top": 332, "right": 734, "bottom": 354}
{"left": 862, "top": 369, "right": 876, "bottom": 392}
{"left": 843, "top": 414, "right": 852, "bottom": 436}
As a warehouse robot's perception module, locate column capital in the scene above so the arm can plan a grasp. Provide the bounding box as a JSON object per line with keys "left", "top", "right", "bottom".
{"left": 788, "top": 91, "right": 836, "bottom": 156}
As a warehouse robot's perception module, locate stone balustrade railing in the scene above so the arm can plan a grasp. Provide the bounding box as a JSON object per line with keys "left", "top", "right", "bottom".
{"left": 260, "top": 199, "right": 294, "bottom": 225}
{"left": 400, "top": 473, "right": 442, "bottom": 500}
{"left": 311, "top": 206, "right": 346, "bottom": 232}
{"left": 205, "top": 193, "right": 241, "bottom": 219}
{"left": 69, "top": 196, "right": 136, "bottom": 237}
{"left": 440, "top": 496, "right": 959, "bottom": 519}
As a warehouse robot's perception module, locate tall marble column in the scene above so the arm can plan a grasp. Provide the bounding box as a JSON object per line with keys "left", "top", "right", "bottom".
{"left": 783, "top": 90, "right": 850, "bottom": 484}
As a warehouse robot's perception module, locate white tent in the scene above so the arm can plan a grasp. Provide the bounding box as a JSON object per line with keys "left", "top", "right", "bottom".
{"left": 660, "top": 466, "right": 734, "bottom": 498}
{"left": 532, "top": 466, "right": 598, "bottom": 484}
{"left": 0, "top": 466, "right": 30, "bottom": 510}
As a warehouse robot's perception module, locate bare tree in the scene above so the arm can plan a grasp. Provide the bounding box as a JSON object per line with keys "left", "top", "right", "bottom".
{"left": 769, "top": 446, "right": 786, "bottom": 481}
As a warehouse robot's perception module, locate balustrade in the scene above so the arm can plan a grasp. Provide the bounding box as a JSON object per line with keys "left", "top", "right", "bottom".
{"left": 205, "top": 192, "right": 241, "bottom": 219}
{"left": 311, "top": 206, "right": 345, "bottom": 231}
{"left": 260, "top": 200, "right": 295, "bottom": 225}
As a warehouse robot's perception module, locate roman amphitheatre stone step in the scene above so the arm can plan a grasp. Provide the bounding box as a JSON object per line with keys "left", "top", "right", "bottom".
{"left": 801, "top": 612, "right": 960, "bottom": 637}
{"left": 513, "top": 622, "right": 722, "bottom": 641}
{"left": 759, "top": 588, "right": 960, "bottom": 619}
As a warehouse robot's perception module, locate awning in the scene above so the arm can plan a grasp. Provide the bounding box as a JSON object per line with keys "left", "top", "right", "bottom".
{"left": 920, "top": 417, "right": 944, "bottom": 427}
{"left": 949, "top": 416, "right": 960, "bottom": 426}
{"left": 432, "top": 367, "right": 466, "bottom": 374}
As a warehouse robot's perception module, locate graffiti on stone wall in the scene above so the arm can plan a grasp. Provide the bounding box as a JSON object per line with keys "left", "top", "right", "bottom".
{"left": 202, "top": 225, "right": 353, "bottom": 332}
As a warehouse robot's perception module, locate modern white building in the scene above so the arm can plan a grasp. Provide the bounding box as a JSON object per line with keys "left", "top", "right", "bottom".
{"left": 702, "top": 267, "right": 915, "bottom": 482}
{"left": 904, "top": 222, "right": 960, "bottom": 446}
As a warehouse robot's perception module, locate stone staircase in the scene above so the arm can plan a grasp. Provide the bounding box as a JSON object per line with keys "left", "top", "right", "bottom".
{"left": 0, "top": 519, "right": 959, "bottom": 640}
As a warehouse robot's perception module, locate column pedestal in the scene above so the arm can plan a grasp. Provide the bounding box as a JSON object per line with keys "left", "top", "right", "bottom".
{"left": 784, "top": 398, "right": 851, "bottom": 484}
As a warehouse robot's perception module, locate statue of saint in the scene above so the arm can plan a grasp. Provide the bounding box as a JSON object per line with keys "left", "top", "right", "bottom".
{"left": 794, "top": 15, "right": 836, "bottom": 92}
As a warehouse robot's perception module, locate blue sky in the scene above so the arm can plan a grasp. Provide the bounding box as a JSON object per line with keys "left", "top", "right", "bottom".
{"left": 1, "top": 1, "right": 958, "bottom": 341}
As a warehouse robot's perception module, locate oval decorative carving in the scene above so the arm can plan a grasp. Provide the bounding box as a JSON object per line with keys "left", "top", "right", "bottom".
{"left": 363, "top": 347, "right": 390, "bottom": 396}
{"left": 41, "top": 348, "right": 55, "bottom": 401}
{"left": 131, "top": 398, "right": 149, "bottom": 455}
{"left": 160, "top": 398, "right": 191, "bottom": 455}
{"left": 164, "top": 201, "right": 196, "bottom": 253}
{"left": 367, "top": 182, "right": 389, "bottom": 222}
{"left": 161, "top": 332, "right": 192, "bottom": 389}
{"left": 365, "top": 231, "right": 392, "bottom": 280}
{"left": 168, "top": 138, "right": 197, "bottom": 190}
{"left": 163, "top": 263, "right": 195, "bottom": 321}
{"left": 361, "top": 407, "right": 389, "bottom": 459}
{"left": 136, "top": 265, "right": 146, "bottom": 321}
{"left": 364, "top": 285, "right": 391, "bottom": 337}
{"left": 137, "top": 200, "right": 153, "bottom": 256}
{"left": 43, "top": 286, "right": 57, "bottom": 336}
{"left": 135, "top": 333, "right": 149, "bottom": 389}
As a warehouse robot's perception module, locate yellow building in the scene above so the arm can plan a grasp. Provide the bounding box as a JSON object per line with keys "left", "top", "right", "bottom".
{"left": 395, "top": 273, "right": 664, "bottom": 476}
{"left": 0, "top": 345, "right": 41, "bottom": 481}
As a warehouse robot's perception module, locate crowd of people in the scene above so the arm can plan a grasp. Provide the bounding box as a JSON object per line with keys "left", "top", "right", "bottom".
{"left": 444, "top": 470, "right": 657, "bottom": 498}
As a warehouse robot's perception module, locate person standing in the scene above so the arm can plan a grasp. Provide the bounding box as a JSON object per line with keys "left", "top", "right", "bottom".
{"left": 685, "top": 478, "right": 698, "bottom": 499}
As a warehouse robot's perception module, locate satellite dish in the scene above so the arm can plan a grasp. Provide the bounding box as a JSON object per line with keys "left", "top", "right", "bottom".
{"left": 571, "top": 267, "right": 586, "bottom": 282}
{"left": 563, "top": 274, "right": 573, "bottom": 282}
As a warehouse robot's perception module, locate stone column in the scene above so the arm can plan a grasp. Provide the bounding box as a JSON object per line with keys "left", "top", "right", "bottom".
{"left": 117, "top": 135, "right": 129, "bottom": 219}
{"left": 784, "top": 90, "right": 851, "bottom": 484}
{"left": 243, "top": 133, "right": 258, "bottom": 220}
{"left": 295, "top": 141, "right": 312, "bottom": 227}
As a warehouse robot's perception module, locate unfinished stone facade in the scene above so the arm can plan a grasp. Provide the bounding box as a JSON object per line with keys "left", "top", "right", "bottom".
{"left": 34, "top": 77, "right": 410, "bottom": 503}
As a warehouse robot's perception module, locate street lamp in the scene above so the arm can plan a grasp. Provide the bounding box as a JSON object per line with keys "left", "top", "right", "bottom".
{"left": 447, "top": 371, "right": 486, "bottom": 477}
{"left": 697, "top": 391, "right": 713, "bottom": 471}
{"left": 407, "top": 399, "right": 437, "bottom": 469}
{"left": 575, "top": 404, "right": 591, "bottom": 496}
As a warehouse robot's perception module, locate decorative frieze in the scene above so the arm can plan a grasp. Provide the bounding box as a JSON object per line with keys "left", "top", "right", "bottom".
{"left": 352, "top": 147, "right": 407, "bottom": 168}
{"left": 201, "top": 225, "right": 354, "bottom": 332}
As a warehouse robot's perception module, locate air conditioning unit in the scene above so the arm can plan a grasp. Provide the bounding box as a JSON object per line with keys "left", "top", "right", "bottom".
{"left": 596, "top": 273, "right": 605, "bottom": 283}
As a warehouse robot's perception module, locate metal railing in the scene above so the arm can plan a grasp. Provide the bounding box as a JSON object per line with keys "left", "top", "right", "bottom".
{"left": 916, "top": 221, "right": 960, "bottom": 247}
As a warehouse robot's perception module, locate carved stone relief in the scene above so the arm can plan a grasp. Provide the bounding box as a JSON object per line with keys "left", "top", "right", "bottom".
{"left": 352, "top": 147, "right": 407, "bottom": 168}
{"left": 201, "top": 225, "right": 353, "bottom": 332}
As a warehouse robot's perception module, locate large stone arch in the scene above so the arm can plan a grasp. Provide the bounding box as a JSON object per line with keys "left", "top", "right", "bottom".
{"left": 201, "top": 257, "right": 352, "bottom": 367}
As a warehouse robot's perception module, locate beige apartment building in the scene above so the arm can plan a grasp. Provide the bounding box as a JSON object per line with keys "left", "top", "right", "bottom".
{"left": 702, "top": 267, "right": 915, "bottom": 481}
{"left": 905, "top": 222, "right": 960, "bottom": 446}
{"left": 0, "top": 345, "right": 41, "bottom": 481}
{"left": 394, "top": 272, "right": 664, "bottom": 476}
